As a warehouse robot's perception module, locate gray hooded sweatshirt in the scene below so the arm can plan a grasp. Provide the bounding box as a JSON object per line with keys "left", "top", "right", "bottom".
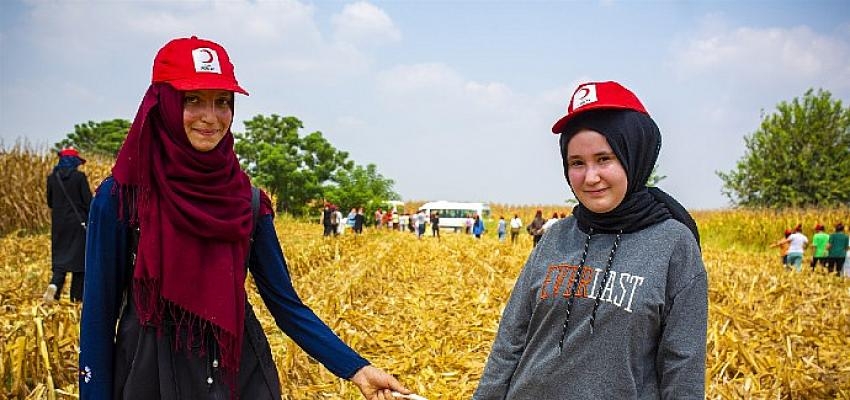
{"left": 474, "top": 217, "right": 707, "bottom": 399}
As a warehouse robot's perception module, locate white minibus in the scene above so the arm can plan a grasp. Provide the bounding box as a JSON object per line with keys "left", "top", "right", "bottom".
{"left": 418, "top": 201, "right": 491, "bottom": 232}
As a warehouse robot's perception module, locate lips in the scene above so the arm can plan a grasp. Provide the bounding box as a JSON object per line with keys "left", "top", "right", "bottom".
{"left": 192, "top": 128, "right": 218, "bottom": 137}
{"left": 584, "top": 188, "right": 608, "bottom": 197}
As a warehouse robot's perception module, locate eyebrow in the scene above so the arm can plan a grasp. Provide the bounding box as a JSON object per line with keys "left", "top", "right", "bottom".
{"left": 567, "top": 151, "right": 615, "bottom": 159}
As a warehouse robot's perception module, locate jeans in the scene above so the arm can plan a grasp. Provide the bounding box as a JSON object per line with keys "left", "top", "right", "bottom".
{"left": 786, "top": 252, "right": 803, "bottom": 272}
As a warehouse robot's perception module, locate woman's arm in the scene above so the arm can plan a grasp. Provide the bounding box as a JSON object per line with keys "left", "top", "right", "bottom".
{"left": 657, "top": 234, "right": 708, "bottom": 400}
{"left": 79, "top": 178, "right": 130, "bottom": 400}
{"left": 473, "top": 249, "right": 540, "bottom": 399}
{"left": 249, "top": 215, "right": 370, "bottom": 378}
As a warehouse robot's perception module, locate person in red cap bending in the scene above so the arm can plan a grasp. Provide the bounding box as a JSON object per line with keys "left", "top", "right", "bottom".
{"left": 475, "top": 81, "right": 707, "bottom": 399}
{"left": 78, "top": 36, "right": 411, "bottom": 400}
{"left": 44, "top": 147, "right": 92, "bottom": 303}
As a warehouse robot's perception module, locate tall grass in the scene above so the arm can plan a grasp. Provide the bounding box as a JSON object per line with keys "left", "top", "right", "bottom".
{"left": 0, "top": 143, "right": 111, "bottom": 236}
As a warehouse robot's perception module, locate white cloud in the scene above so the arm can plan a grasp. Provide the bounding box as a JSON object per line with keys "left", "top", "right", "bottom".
{"left": 19, "top": 0, "right": 388, "bottom": 83}
{"left": 672, "top": 22, "right": 850, "bottom": 89}
{"left": 332, "top": 1, "right": 401, "bottom": 46}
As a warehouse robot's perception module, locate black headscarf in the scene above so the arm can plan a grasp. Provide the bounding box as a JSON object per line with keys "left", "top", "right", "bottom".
{"left": 558, "top": 109, "right": 700, "bottom": 246}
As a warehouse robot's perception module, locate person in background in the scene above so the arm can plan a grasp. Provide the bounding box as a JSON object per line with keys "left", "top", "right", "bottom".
{"left": 786, "top": 224, "right": 809, "bottom": 272}
{"left": 465, "top": 213, "right": 474, "bottom": 235}
{"left": 353, "top": 207, "right": 365, "bottom": 235}
{"left": 810, "top": 224, "right": 829, "bottom": 271}
{"left": 541, "top": 212, "right": 559, "bottom": 233}
{"left": 399, "top": 212, "right": 409, "bottom": 233}
{"left": 527, "top": 210, "right": 546, "bottom": 247}
{"left": 347, "top": 208, "right": 357, "bottom": 230}
{"left": 385, "top": 209, "right": 393, "bottom": 230}
{"left": 417, "top": 210, "right": 427, "bottom": 239}
{"left": 473, "top": 214, "right": 486, "bottom": 239}
{"left": 826, "top": 223, "right": 849, "bottom": 276}
{"left": 497, "top": 216, "right": 507, "bottom": 242}
{"left": 431, "top": 211, "right": 441, "bottom": 240}
{"left": 78, "top": 36, "right": 410, "bottom": 400}
{"left": 331, "top": 206, "right": 347, "bottom": 236}
{"left": 322, "top": 203, "right": 334, "bottom": 237}
{"left": 509, "top": 214, "right": 522, "bottom": 244}
{"left": 374, "top": 208, "right": 383, "bottom": 229}
{"left": 329, "top": 205, "right": 341, "bottom": 236}
{"left": 475, "top": 80, "right": 706, "bottom": 399}
{"left": 769, "top": 228, "right": 792, "bottom": 268}
{"left": 44, "top": 147, "right": 92, "bottom": 303}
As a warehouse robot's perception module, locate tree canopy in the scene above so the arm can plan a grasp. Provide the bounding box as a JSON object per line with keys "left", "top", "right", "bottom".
{"left": 717, "top": 89, "right": 850, "bottom": 208}
{"left": 54, "top": 119, "right": 130, "bottom": 157}
{"left": 324, "top": 163, "right": 400, "bottom": 214}
{"left": 234, "top": 114, "right": 397, "bottom": 215}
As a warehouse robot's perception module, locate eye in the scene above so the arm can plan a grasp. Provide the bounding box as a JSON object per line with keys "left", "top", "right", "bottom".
{"left": 183, "top": 95, "right": 200, "bottom": 105}
{"left": 215, "top": 97, "right": 233, "bottom": 108}
{"left": 567, "top": 159, "right": 584, "bottom": 168}
{"left": 598, "top": 155, "right": 615, "bottom": 164}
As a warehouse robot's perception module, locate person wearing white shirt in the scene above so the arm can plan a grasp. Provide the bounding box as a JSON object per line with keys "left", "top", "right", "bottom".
{"left": 509, "top": 214, "right": 523, "bottom": 244}
{"left": 541, "top": 212, "right": 559, "bottom": 233}
{"left": 785, "top": 226, "right": 809, "bottom": 272}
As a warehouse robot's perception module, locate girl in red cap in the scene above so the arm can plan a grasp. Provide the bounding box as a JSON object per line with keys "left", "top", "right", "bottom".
{"left": 79, "top": 36, "right": 410, "bottom": 400}
{"left": 44, "top": 147, "right": 91, "bottom": 303}
{"left": 475, "top": 81, "right": 707, "bottom": 399}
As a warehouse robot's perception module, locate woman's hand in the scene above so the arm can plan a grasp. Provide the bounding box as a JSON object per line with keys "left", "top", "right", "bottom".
{"left": 351, "top": 365, "right": 411, "bottom": 400}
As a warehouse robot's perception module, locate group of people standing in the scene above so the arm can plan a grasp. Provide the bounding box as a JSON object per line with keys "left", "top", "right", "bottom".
{"left": 321, "top": 204, "right": 366, "bottom": 236}
{"left": 771, "top": 222, "right": 850, "bottom": 276}
{"left": 367, "top": 208, "right": 442, "bottom": 239}
{"left": 41, "top": 35, "right": 707, "bottom": 399}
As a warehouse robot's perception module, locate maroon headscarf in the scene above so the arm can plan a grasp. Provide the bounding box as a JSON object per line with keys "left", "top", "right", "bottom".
{"left": 113, "top": 82, "right": 256, "bottom": 386}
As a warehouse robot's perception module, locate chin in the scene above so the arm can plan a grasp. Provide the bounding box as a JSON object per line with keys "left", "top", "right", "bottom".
{"left": 585, "top": 203, "right": 616, "bottom": 214}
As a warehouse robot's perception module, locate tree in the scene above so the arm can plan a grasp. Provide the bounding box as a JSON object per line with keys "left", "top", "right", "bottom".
{"left": 54, "top": 119, "right": 130, "bottom": 158}
{"left": 717, "top": 89, "right": 850, "bottom": 207}
{"left": 234, "top": 114, "right": 393, "bottom": 216}
{"left": 646, "top": 165, "right": 666, "bottom": 187}
{"left": 324, "top": 163, "right": 399, "bottom": 214}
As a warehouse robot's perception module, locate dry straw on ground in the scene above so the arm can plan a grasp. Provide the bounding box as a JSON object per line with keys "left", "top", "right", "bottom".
{"left": 1, "top": 147, "right": 849, "bottom": 398}
{"left": 2, "top": 218, "right": 849, "bottom": 399}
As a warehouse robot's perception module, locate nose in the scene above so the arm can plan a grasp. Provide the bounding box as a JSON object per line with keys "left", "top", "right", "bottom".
{"left": 584, "top": 164, "right": 602, "bottom": 185}
{"left": 198, "top": 102, "right": 217, "bottom": 124}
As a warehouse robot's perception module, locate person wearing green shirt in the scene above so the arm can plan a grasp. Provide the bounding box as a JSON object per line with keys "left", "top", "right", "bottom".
{"left": 826, "top": 223, "right": 849, "bottom": 276}
{"left": 811, "top": 224, "right": 830, "bottom": 271}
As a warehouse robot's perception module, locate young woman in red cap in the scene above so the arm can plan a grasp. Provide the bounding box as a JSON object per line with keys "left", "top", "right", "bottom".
{"left": 44, "top": 147, "right": 92, "bottom": 303}
{"left": 79, "top": 36, "right": 410, "bottom": 400}
{"left": 475, "top": 81, "right": 707, "bottom": 399}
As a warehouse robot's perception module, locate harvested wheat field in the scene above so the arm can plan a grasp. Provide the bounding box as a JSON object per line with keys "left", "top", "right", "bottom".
{"left": 2, "top": 212, "right": 849, "bottom": 399}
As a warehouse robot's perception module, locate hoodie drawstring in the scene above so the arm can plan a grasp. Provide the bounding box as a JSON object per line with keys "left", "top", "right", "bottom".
{"left": 558, "top": 229, "right": 622, "bottom": 353}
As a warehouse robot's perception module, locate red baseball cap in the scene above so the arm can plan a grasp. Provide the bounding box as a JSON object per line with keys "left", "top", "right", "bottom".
{"left": 152, "top": 36, "right": 248, "bottom": 95}
{"left": 58, "top": 147, "right": 86, "bottom": 164}
{"left": 551, "top": 81, "right": 647, "bottom": 134}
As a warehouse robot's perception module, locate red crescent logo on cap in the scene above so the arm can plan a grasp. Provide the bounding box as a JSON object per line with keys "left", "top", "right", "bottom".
{"left": 576, "top": 88, "right": 590, "bottom": 100}
{"left": 200, "top": 49, "right": 213, "bottom": 63}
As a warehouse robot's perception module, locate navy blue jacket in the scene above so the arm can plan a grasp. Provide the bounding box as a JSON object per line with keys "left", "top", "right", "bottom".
{"left": 79, "top": 178, "right": 369, "bottom": 399}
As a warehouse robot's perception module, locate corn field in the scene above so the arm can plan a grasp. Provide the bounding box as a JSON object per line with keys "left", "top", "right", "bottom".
{"left": 1, "top": 147, "right": 849, "bottom": 399}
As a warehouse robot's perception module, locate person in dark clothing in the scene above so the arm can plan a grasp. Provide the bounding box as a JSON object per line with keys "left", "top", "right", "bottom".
{"left": 527, "top": 210, "right": 546, "bottom": 247}
{"left": 78, "top": 36, "right": 410, "bottom": 400}
{"left": 322, "top": 203, "right": 334, "bottom": 236}
{"left": 430, "top": 211, "right": 441, "bottom": 240}
{"left": 44, "top": 147, "right": 92, "bottom": 303}
{"left": 354, "top": 207, "right": 366, "bottom": 234}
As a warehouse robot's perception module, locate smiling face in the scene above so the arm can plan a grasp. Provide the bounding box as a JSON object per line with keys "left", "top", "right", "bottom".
{"left": 182, "top": 89, "right": 234, "bottom": 152}
{"left": 566, "top": 129, "right": 628, "bottom": 214}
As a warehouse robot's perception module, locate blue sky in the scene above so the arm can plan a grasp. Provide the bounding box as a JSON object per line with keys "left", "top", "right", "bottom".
{"left": 2, "top": 0, "right": 849, "bottom": 209}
